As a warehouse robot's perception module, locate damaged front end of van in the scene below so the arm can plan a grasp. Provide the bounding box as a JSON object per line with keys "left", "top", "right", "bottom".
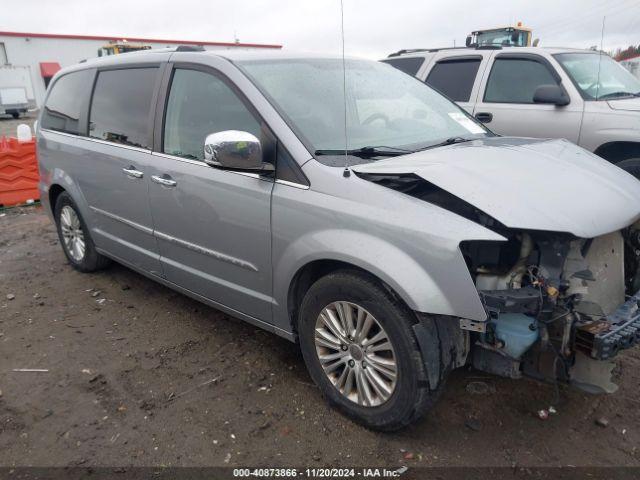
{"left": 353, "top": 137, "right": 640, "bottom": 393}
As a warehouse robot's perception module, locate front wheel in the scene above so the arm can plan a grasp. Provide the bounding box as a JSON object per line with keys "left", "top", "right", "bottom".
{"left": 298, "top": 270, "right": 444, "bottom": 431}
{"left": 54, "top": 192, "right": 111, "bottom": 272}
{"left": 617, "top": 158, "right": 640, "bottom": 180}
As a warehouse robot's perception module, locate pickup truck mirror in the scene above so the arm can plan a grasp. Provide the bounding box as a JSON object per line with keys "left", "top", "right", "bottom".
{"left": 465, "top": 36, "right": 472, "bottom": 47}
{"left": 533, "top": 84, "right": 570, "bottom": 107}
{"left": 203, "top": 130, "right": 274, "bottom": 173}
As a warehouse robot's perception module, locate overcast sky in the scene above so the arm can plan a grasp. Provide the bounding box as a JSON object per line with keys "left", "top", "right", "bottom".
{"left": 3, "top": 0, "right": 640, "bottom": 58}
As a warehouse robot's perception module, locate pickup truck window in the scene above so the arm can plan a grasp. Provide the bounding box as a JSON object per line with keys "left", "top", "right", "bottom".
{"left": 484, "top": 57, "right": 558, "bottom": 104}
{"left": 426, "top": 58, "right": 481, "bottom": 102}
{"left": 381, "top": 57, "right": 424, "bottom": 76}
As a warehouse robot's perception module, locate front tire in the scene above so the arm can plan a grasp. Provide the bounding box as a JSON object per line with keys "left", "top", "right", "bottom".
{"left": 298, "top": 270, "right": 444, "bottom": 431}
{"left": 617, "top": 158, "right": 640, "bottom": 180}
{"left": 54, "top": 192, "right": 111, "bottom": 272}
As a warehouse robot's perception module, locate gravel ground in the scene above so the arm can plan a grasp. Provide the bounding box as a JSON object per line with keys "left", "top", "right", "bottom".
{"left": 0, "top": 111, "right": 37, "bottom": 138}
{"left": 1, "top": 207, "right": 640, "bottom": 469}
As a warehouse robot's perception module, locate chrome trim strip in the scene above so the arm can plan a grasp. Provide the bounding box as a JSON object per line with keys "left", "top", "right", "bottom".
{"left": 154, "top": 230, "right": 259, "bottom": 272}
{"left": 40, "top": 128, "right": 152, "bottom": 154}
{"left": 89, "top": 206, "right": 153, "bottom": 235}
{"left": 275, "top": 179, "right": 310, "bottom": 190}
{"left": 151, "top": 152, "right": 264, "bottom": 180}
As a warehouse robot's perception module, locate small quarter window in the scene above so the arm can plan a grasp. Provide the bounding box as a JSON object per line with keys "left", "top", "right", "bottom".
{"left": 41, "top": 70, "right": 93, "bottom": 135}
{"left": 426, "top": 58, "right": 481, "bottom": 102}
{"left": 89, "top": 68, "right": 158, "bottom": 149}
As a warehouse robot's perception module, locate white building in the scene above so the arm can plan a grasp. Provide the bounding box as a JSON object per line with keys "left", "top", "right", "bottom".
{"left": 620, "top": 55, "right": 640, "bottom": 80}
{"left": 0, "top": 30, "right": 282, "bottom": 108}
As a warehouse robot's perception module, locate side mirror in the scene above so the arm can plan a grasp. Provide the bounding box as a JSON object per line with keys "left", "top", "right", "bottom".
{"left": 203, "top": 130, "right": 274, "bottom": 172}
{"left": 465, "top": 36, "right": 472, "bottom": 47}
{"left": 533, "top": 84, "right": 570, "bottom": 106}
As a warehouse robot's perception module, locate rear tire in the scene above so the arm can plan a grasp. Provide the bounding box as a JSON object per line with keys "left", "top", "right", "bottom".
{"left": 617, "top": 158, "right": 640, "bottom": 180}
{"left": 10, "top": 112, "right": 19, "bottom": 119}
{"left": 298, "top": 269, "right": 445, "bottom": 431}
{"left": 54, "top": 192, "right": 111, "bottom": 272}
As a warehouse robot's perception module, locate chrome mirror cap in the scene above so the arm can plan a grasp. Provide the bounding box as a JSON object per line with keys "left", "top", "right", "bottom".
{"left": 203, "top": 130, "right": 273, "bottom": 172}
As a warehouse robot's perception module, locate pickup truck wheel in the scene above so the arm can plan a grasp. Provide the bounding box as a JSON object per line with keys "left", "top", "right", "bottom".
{"left": 298, "top": 270, "right": 443, "bottom": 431}
{"left": 11, "top": 112, "right": 19, "bottom": 119}
{"left": 54, "top": 192, "right": 111, "bottom": 273}
{"left": 617, "top": 158, "right": 640, "bottom": 180}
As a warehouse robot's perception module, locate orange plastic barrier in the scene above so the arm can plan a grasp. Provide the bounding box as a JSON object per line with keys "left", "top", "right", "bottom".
{"left": 0, "top": 136, "right": 39, "bottom": 207}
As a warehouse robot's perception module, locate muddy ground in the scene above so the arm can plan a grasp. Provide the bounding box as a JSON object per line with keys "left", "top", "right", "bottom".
{"left": 1, "top": 206, "right": 640, "bottom": 469}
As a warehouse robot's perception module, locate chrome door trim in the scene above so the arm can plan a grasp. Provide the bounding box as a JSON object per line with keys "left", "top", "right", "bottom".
{"left": 150, "top": 152, "right": 266, "bottom": 181}
{"left": 39, "top": 128, "right": 152, "bottom": 154}
{"left": 275, "top": 179, "right": 310, "bottom": 190}
{"left": 89, "top": 206, "right": 154, "bottom": 235}
{"left": 154, "top": 230, "right": 259, "bottom": 272}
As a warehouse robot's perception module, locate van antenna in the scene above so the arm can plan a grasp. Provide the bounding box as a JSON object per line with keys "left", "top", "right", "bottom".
{"left": 595, "top": 16, "right": 606, "bottom": 100}
{"left": 340, "top": 0, "right": 351, "bottom": 178}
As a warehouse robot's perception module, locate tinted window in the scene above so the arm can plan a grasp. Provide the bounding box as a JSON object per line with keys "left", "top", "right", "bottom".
{"left": 382, "top": 57, "right": 424, "bottom": 76}
{"left": 89, "top": 68, "right": 157, "bottom": 149}
{"left": 426, "top": 58, "right": 481, "bottom": 102}
{"left": 41, "top": 70, "right": 92, "bottom": 134}
{"left": 163, "top": 69, "right": 260, "bottom": 161}
{"left": 484, "top": 58, "right": 558, "bottom": 103}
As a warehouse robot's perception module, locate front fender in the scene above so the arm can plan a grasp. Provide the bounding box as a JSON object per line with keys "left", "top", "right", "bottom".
{"left": 272, "top": 228, "right": 489, "bottom": 331}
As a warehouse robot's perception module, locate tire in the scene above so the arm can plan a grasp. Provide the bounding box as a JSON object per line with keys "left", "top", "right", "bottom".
{"left": 617, "top": 158, "right": 640, "bottom": 180}
{"left": 11, "top": 112, "right": 19, "bottom": 119}
{"left": 54, "top": 192, "right": 111, "bottom": 272}
{"left": 298, "top": 270, "right": 445, "bottom": 431}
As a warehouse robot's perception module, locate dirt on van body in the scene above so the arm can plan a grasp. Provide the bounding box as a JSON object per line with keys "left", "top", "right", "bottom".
{"left": 1, "top": 206, "right": 640, "bottom": 470}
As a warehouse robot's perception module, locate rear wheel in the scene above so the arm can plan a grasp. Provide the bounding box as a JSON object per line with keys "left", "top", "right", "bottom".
{"left": 617, "top": 158, "right": 640, "bottom": 180}
{"left": 10, "top": 112, "right": 19, "bottom": 119}
{"left": 54, "top": 192, "right": 111, "bottom": 272}
{"left": 298, "top": 270, "right": 445, "bottom": 431}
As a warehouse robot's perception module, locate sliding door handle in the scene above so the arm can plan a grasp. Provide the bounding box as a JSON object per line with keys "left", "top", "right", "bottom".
{"left": 151, "top": 175, "right": 177, "bottom": 187}
{"left": 122, "top": 166, "right": 144, "bottom": 178}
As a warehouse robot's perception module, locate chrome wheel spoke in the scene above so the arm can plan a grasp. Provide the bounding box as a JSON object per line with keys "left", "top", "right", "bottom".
{"left": 59, "top": 206, "right": 86, "bottom": 262}
{"left": 314, "top": 301, "right": 397, "bottom": 408}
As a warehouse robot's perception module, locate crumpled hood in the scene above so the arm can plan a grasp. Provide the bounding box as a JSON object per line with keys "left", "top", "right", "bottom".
{"left": 607, "top": 97, "right": 640, "bottom": 112}
{"left": 352, "top": 137, "right": 640, "bottom": 238}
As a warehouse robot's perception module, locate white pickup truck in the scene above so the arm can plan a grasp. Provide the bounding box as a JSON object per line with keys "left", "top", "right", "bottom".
{"left": 383, "top": 46, "right": 640, "bottom": 178}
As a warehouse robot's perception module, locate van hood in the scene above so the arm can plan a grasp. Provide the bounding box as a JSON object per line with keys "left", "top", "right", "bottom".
{"left": 351, "top": 137, "right": 640, "bottom": 238}
{"left": 607, "top": 97, "right": 640, "bottom": 112}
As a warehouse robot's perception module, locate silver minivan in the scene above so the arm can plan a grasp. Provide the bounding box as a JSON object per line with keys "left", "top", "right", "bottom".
{"left": 383, "top": 46, "right": 640, "bottom": 178}
{"left": 37, "top": 48, "right": 640, "bottom": 430}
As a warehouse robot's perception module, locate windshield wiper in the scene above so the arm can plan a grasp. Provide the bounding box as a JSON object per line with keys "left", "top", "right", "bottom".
{"left": 598, "top": 91, "right": 640, "bottom": 100}
{"left": 416, "top": 136, "right": 474, "bottom": 152}
{"left": 314, "top": 146, "right": 413, "bottom": 158}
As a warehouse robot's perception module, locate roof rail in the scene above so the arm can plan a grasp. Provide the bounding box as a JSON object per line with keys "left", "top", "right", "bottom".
{"left": 387, "top": 46, "right": 475, "bottom": 57}
{"left": 475, "top": 45, "right": 503, "bottom": 50}
{"left": 175, "top": 45, "right": 205, "bottom": 52}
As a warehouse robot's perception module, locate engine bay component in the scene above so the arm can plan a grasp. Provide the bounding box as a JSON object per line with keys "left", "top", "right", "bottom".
{"left": 491, "top": 313, "right": 538, "bottom": 358}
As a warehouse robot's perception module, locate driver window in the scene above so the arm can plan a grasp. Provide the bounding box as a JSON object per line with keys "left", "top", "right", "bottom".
{"left": 484, "top": 57, "right": 559, "bottom": 104}
{"left": 163, "top": 69, "right": 261, "bottom": 161}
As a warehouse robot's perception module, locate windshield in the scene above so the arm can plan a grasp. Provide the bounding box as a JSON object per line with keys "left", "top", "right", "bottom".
{"left": 237, "top": 58, "right": 490, "bottom": 166}
{"left": 476, "top": 29, "right": 528, "bottom": 47}
{"left": 555, "top": 52, "right": 640, "bottom": 100}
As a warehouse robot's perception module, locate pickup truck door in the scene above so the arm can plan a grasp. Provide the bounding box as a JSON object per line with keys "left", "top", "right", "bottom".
{"left": 472, "top": 53, "right": 583, "bottom": 142}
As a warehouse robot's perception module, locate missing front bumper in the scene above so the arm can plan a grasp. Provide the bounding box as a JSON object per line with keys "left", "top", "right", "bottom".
{"left": 575, "top": 290, "right": 640, "bottom": 360}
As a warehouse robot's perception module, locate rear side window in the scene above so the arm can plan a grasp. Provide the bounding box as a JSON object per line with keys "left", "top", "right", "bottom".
{"left": 426, "top": 58, "right": 481, "bottom": 102}
{"left": 382, "top": 57, "right": 424, "bottom": 76}
{"left": 89, "top": 68, "right": 157, "bottom": 149}
{"left": 41, "top": 70, "right": 92, "bottom": 134}
{"left": 484, "top": 57, "right": 559, "bottom": 103}
{"left": 163, "top": 68, "right": 261, "bottom": 161}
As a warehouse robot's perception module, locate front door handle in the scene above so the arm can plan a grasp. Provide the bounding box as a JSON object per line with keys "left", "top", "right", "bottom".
{"left": 475, "top": 112, "right": 493, "bottom": 123}
{"left": 151, "top": 175, "right": 177, "bottom": 187}
{"left": 122, "top": 166, "right": 144, "bottom": 178}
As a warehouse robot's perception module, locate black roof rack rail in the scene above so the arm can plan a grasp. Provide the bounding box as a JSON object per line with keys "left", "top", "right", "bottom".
{"left": 175, "top": 45, "right": 206, "bottom": 52}
{"left": 387, "top": 46, "right": 471, "bottom": 57}
{"left": 475, "top": 45, "right": 503, "bottom": 50}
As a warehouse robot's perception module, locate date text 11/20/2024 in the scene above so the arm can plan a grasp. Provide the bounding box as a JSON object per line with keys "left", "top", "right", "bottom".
{"left": 232, "top": 468, "right": 408, "bottom": 478}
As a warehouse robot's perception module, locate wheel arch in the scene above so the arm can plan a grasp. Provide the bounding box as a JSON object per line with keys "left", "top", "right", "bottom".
{"left": 594, "top": 141, "right": 640, "bottom": 164}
